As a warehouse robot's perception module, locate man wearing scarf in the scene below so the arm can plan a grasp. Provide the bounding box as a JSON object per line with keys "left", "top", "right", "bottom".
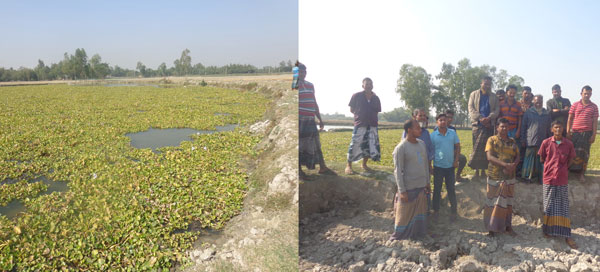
{"left": 467, "top": 76, "right": 499, "bottom": 181}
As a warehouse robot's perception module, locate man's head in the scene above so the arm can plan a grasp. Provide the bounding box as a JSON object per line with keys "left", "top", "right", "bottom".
{"left": 445, "top": 109, "right": 454, "bottom": 125}
{"left": 497, "top": 117, "right": 510, "bottom": 136}
{"left": 412, "top": 108, "right": 428, "bottom": 122}
{"left": 296, "top": 61, "right": 307, "bottom": 81}
{"left": 436, "top": 113, "right": 447, "bottom": 129}
{"left": 362, "top": 78, "right": 373, "bottom": 92}
{"left": 481, "top": 76, "right": 493, "bottom": 92}
{"left": 522, "top": 86, "right": 533, "bottom": 102}
{"left": 496, "top": 89, "right": 506, "bottom": 102}
{"left": 533, "top": 94, "right": 544, "bottom": 109}
{"left": 506, "top": 85, "right": 517, "bottom": 101}
{"left": 551, "top": 120, "right": 564, "bottom": 137}
{"left": 552, "top": 84, "right": 562, "bottom": 99}
{"left": 404, "top": 119, "right": 422, "bottom": 138}
{"left": 581, "top": 85, "right": 593, "bottom": 103}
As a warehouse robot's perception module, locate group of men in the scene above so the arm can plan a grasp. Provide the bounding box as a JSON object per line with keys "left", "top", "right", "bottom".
{"left": 296, "top": 62, "right": 597, "bottom": 249}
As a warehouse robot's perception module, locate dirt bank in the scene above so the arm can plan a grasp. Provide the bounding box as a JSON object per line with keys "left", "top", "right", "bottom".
{"left": 300, "top": 168, "right": 600, "bottom": 272}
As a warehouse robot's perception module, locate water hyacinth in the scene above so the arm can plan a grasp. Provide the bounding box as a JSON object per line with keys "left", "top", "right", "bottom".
{"left": 0, "top": 84, "right": 267, "bottom": 270}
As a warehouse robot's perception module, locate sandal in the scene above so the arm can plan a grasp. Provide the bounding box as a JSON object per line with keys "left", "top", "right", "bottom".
{"left": 566, "top": 238, "right": 578, "bottom": 249}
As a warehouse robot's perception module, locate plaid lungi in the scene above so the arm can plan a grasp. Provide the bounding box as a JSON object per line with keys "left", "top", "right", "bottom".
{"left": 569, "top": 131, "right": 593, "bottom": 172}
{"left": 483, "top": 178, "right": 516, "bottom": 232}
{"left": 299, "top": 116, "right": 324, "bottom": 169}
{"left": 347, "top": 126, "right": 381, "bottom": 162}
{"left": 542, "top": 184, "right": 571, "bottom": 238}
{"left": 390, "top": 187, "right": 428, "bottom": 240}
{"left": 469, "top": 125, "right": 493, "bottom": 170}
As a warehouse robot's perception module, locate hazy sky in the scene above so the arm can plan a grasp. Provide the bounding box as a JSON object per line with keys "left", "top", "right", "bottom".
{"left": 300, "top": 0, "right": 600, "bottom": 115}
{"left": 0, "top": 0, "right": 298, "bottom": 69}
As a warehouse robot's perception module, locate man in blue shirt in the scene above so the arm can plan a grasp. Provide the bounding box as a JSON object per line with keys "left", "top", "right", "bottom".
{"left": 430, "top": 113, "right": 461, "bottom": 222}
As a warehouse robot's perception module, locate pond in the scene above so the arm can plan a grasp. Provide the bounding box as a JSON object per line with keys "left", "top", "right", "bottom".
{"left": 126, "top": 125, "right": 238, "bottom": 153}
{"left": 0, "top": 176, "right": 69, "bottom": 220}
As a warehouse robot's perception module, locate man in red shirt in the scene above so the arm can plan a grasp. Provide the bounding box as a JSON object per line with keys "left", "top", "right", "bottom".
{"left": 538, "top": 121, "right": 577, "bottom": 249}
{"left": 566, "top": 85, "right": 598, "bottom": 181}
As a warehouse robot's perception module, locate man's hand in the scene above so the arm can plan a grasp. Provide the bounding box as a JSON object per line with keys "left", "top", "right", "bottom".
{"left": 515, "top": 130, "right": 520, "bottom": 139}
{"left": 590, "top": 136, "right": 596, "bottom": 144}
{"left": 553, "top": 109, "right": 560, "bottom": 112}
{"left": 567, "top": 132, "right": 573, "bottom": 140}
{"left": 425, "top": 185, "right": 431, "bottom": 194}
{"left": 400, "top": 192, "right": 409, "bottom": 203}
{"left": 318, "top": 120, "right": 325, "bottom": 130}
{"left": 453, "top": 160, "right": 459, "bottom": 168}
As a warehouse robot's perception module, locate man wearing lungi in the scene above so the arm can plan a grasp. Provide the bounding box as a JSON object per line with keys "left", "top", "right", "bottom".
{"left": 517, "top": 86, "right": 534, "bottom": 176}
{"left": 296, "top": 62, "right": 337, "bottom": 180}
{"left": 567, "top": 85, "right": 598, "bottom": 181}
{"left": 345, "top": 78, "right": 382, "bottom": 174}
{"left": 390, "top": 119, "right": 430, "bottom": 240}
{"left": 468, "top": 76, "right": 499, "bottom": 181}
{"left": 520, "top": 95, "right": 551, "bottom": 184}
{"left": 484, "top": 118, "right": 519, "bottom": 237}
{"left": 538, "top": 121, "right": 578, "bottom": 249}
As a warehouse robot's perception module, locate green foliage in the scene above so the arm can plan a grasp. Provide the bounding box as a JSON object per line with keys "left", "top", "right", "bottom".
{"left": 0, "top": 85, "right": 267, "bottom": 270}
{"left": 396, "top": 64, "right": 432, "bottom": 112}
{"left": 380, "top": 107, "right": 412, "bottom": 123}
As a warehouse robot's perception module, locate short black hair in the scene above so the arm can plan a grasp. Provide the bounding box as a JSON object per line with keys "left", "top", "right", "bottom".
{"left": 552, "top": 84, "right": 561, "bottom": 91}
{"left": 551, "top": 120, "right": 563, "bottom": 127}
{"left": 445, "top": 109, "right": 454, "bottom": 115}
{"left": 482, "top": 75, "right": 493, "bottom": 82}
{"left": 522, "top": 86, "right": 532, "bottom": 92}
{"left": 496, "top": 89, "right": 505, "bottom": 95}
{"left": 436, "top": 113, "right": 447, "bottom": 121}
{"left": 506, "top": 84, "right": 517, "bottom": 92}
{"left": 404, "top": 119, "right": 417, "bottom": 131}
{"left": 582, "top": 85, "right": 592, "bottom": 93}
{"left": 363, "top": 77, "right": 372, "bottom": 83}
{"left": 497, "top": 117, "right": 509, "bottom": 126}
{"left": 412, "top": 108, "right": 426, "bottom": 117}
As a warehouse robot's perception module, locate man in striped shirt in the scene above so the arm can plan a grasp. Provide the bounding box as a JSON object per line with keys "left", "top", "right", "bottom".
{"left": 498, "top": 85, "right": 523, "bottom": 140}
{"left": 297, "top": 62, "right": 336, "bottom": 180}
{"left": 567, "top": 85, "right": 598, "bottom": 181}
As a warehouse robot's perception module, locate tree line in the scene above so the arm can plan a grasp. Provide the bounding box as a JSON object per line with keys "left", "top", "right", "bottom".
{"left": 396, "top": 58, "right": 525, "bottom": 126}
{"left": 0, "top": 48, "right": 295, "bottom": 82}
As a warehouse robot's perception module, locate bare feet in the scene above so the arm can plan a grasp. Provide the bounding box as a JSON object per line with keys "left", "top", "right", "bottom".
{"left": 344, "top": 166, "right": 354, "bottom": 175}
{"left": 506, "top": 227, "right": 517, "bottom": 237}
{"left": 566, "top": 238, "right": 578, "bottom": 249}
{"left": 487, "top": 231, "right": 495, "bottom": 237}
{"left": 361, "top": 165, "right": 373, "bottom": 172}
{"left": 318, "top": 167, "right": 337, "bottom": 176}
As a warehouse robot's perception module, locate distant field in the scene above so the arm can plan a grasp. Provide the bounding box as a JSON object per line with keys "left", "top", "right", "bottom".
{"left": 320, "top": 128, "right": 600, "bottom": 175}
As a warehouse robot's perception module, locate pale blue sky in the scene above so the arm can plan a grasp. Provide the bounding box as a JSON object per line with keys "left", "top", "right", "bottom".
{"left": 0, "top": 0, "right": 298, "bottom": 69}
{"left": 300, "top": 0, "right": 600, "bottom": 114}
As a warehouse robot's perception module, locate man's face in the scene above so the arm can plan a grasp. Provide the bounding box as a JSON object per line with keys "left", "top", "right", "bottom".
{"left": 582, "top": 89, "right": 592, "bottom": 102}
{"left": 497, "top": 122, "right": 509, "bottom": 136}
{"left": 507, "top": 89, "right": 516, "bottom": 100}
{"left": 552, "top": 124, "right": 563, "bottom": 137}
{"left": 446, "top": 114, "right": 454, "bottom": 125}
{"left": 522, "top": 91, "right": 533, "bottom": 102}
{"left": 436, "top": 116, "right": 447, "bottom": 129}
{"left": 298, "top": 70, "right": 306, "bottom": 80}
{"left": 481, "top": 79, "right": 492, "bottom": 92}
{"left": 497, "top": 92, "right": 505, "bottom": 101}
{"left": 533, "top": 96, "right": 543, "bottom": 108}
{"left": 363, "top": 80, "right": 373, "bottom": 92}
{"left": 552, "top": 88, "right": 561, "bottom": 99}
{"left": 411, "top": 121, "right": 422, "bottom": 138}
{"left": 415, "top": 110, "right": 428, "bottom": 122}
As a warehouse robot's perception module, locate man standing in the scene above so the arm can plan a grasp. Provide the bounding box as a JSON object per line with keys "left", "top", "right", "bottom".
{"left": 546, "top": 84, "right": 571, "bottom": 128}
{"left": 520, "top": 95, "right": 551, "bottom": 183}
{"left": 468, "top": 76, "right": 500, "bottom": 181}
{"left": 296, "top": 62, "right": 336, "bottom": 180}
{"left": 567, "top": 85, "right": 598, "bottom": 181}
{"left": 538, "top": 121, "right": 578, "bottom": 249}
{"left": 403, "top": 109, "right": 434, "bottom": 167}
{"left": 484, "top": 118, "right": 519, "bottom": 237}
{"left": 443, "top": 110, "right": 467, "bottom": 182}
{"left": 430, "top": 114, "right": 460, "bottom": 222}
{"left": 345, "top": 78, "right": 382, "bottom": 174}
{"left": 390, "top": 119, "right": 430, "bottom": 240}
{"left": 520, "top": 86, "right": 534, "bottom": 113}
{"left": 498, "top": 85, "right": 523, "bottom": 139}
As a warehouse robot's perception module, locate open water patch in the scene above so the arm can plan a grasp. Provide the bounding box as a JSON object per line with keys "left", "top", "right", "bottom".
{"left": 126, "top": 125, "right": 238, "bottom": 153}
{"left": 0, "top": 176, "right": 69, "bottom": 220}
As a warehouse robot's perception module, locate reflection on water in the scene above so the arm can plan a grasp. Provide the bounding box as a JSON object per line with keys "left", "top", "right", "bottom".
{"left": 322, "top": 125, "right": 354, "bottom": 132}
{"left": 126, "top": 125, "right": 238, "bottom": 153}
{"left": 0, "top": 176, "right": 69, "bottom": 220}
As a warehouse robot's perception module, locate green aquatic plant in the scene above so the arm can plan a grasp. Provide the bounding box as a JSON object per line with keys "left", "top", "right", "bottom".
{"left": 0, "top": 84, "right": 267, "bottom": 270}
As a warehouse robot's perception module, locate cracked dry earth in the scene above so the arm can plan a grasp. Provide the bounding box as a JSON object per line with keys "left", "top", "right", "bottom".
{"left": 300, "top": 170, "right": 600, "bottom": 272}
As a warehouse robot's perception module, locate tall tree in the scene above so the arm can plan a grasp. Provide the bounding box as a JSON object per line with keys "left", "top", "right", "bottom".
{"left": 396, "top": 64, "right": 432, "bottom": 112}
{"left": 136, "top": 61, "right": 147, "bottom": 77}
{"left": 174, "top": 49, "right": 192, "bottom": 76}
